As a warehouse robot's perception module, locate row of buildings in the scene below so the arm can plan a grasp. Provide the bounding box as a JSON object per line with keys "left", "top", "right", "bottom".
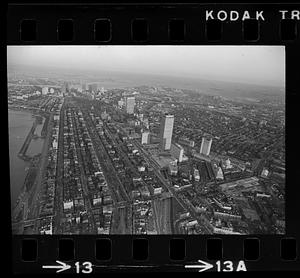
{"left": 61, "top": 106, "right": 113, "bottom": 234}
{"left": 37, "top": 98, "right": 64, "bottom": 234}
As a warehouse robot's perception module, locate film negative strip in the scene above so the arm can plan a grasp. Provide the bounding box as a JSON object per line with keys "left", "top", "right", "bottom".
{"left": 5, "top": 0, "right": 300, "bottom": 274}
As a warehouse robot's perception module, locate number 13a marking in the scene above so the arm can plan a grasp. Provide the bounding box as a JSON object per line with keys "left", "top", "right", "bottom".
{"left": 216, "top": 260, "right": 247, "bottom": 272}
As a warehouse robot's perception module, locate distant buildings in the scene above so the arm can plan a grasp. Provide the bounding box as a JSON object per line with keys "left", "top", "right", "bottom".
{"left": 200, "top": 135, "right": 213, "bottom": 156}
{"left": 159, "top": 114, "right": 174, "bottom": 151}
{"left": 118, "top": 98, "right": 125, "bottom": 108}
{"left": 100, "top": 87, "right": 105, "bottom": 94}
{"left": 42, "top": 87, "right": 48, "bottom": 95}
{"left": 82, "top": 83, "right": 87, "bottom": 91}
{"left": 65, "top": 82, "right": 69, "bottom": 92}
{"left": 61, "top": 82, "right": 69, "bottom": 95}
{"left": 126, "top": 96, "right": 135, "bottom": 114}
{"left": 88, "top": 83, "right": 98, "bottom": 93}
{"left": 61, "top": 83, "right": 67, "bottom": 95}
{"left": 141, "top": 130, "right": 150, "bottom": 145}
{"left": 170, "top": 143, "right": 184, "bottom": 162}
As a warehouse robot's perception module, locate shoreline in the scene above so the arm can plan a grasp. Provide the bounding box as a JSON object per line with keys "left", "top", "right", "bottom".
{"left": 10, "top": 108, "right": 47, "bottom": 220}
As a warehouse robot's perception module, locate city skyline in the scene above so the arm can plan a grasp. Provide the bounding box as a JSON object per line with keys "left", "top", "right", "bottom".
{"left": 7, "top": 46, "right": 285, "bottom": 88}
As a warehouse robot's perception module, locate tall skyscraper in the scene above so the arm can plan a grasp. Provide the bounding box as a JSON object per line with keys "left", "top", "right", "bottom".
{"left": 159, "top": 114, "right": 174, "bottom": 151}
{"left": 126, "top": 97, "right": 135, "bottom": 114}
{"left": 200, "top": 135, "right": 212, "bottom": 156}
{"left": 61, "top": 81, "right": 69, "bottom": 94}
{"left": 61, "top": 83, "right": 66, "bottom": 95}
{"left": 65, "top": 82, "right": 69, "bottom": 93}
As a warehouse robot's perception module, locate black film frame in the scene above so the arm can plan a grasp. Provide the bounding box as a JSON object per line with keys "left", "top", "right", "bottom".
{"left": 4, "top": 1, "right": 300, "bottom": 274}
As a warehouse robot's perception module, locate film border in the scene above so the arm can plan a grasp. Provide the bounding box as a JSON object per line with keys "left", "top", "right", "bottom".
{"left": 5, "top": 2, "right": 300, "bottom": 273}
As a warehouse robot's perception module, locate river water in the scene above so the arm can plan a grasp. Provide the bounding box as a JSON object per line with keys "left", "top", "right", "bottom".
{"left": 8, "top": 109, "right": 45, "bottom": 209}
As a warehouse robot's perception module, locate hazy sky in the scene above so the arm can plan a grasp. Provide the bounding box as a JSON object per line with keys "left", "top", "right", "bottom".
{"left": 7, "top": 46, "right": 285, "bottom": 87}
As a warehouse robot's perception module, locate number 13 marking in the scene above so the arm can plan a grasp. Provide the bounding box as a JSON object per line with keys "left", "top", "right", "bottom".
{"left": 75, "top": 262, "right": 93, "bottom": 274}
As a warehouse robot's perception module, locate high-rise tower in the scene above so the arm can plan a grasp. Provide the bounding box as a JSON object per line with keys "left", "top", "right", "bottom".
{"left": 126, "top": 96, "right": 135, "bottom": 114}
{"left": 159, "top": 114, "right": 174, "bottom": 151}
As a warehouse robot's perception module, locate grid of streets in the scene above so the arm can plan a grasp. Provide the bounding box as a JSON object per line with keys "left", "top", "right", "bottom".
{"left": 10, "top": 80, "right": 285, "bottom": 235}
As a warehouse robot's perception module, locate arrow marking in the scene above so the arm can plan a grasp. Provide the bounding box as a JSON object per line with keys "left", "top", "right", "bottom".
{"left": 42, "top": 260, "right": 71, "bottom": 273}
{"left": 185, "top": 260, "right": 214, "bottom": 272}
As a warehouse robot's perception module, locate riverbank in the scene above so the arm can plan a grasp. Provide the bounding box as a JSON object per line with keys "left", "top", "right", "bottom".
{"left": 11, "top": 108, "right": 54, "bottom": 233}
{"left": 9, "top": 109, "right": 46, "bottom": 211}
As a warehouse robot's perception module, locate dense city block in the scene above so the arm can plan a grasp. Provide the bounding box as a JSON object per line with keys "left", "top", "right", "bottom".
{"left": 9, "top": 70, "right": 285, "bottom": 235}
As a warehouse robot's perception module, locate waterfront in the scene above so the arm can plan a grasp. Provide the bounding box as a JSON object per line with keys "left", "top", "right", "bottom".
{"left": 8, "top": 109, "right": 44, "bottom": 208}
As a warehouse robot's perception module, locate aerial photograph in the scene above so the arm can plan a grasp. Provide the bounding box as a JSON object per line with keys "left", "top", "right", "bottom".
{"left": 8, "top": 46, "right": 285, "bottom": 235}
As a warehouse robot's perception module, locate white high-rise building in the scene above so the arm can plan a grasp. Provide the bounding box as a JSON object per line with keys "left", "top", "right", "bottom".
{"left": 141, "top": 131, "right": 150, "bottom": 145}
{"left": 159, "top": 114, "right": 174, "bottom": 151}
{"left": 200, "top": 135, "right": 213, "bottom": 156}
{"left": 126, "top": 97, "right": 135, "bottom": 114}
